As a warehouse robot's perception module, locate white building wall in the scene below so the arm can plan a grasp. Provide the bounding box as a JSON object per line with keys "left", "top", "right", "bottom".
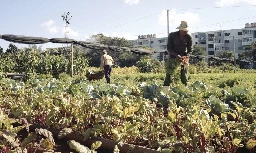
{"left": 129, "top": 34, "right": 167, "bottom": 60}
{"left": 242, "top": 28, "right": 255, "bottom": 46}
{"left": 130, "top": 23, "right": 256, "bottom": 60}
{"left": 191, "top": 28, "right": 250, "bottom": 58}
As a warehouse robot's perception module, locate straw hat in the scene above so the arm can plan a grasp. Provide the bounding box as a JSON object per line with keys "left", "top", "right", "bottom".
{"left": 176, "top": 21, "right": 189, "bottom": 32}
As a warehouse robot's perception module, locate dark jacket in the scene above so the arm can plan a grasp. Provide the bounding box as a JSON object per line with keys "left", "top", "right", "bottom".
{"left": 167, "top": 31, "right": 192, "bottom": 58}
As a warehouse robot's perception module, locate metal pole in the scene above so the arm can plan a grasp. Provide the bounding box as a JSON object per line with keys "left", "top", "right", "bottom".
{"left": 165, "top": 9, "right": 169, "bottom": 61}
{"left": 233, "top": 36, "right": 236, "bottom": 72}
{"left": 167, "top": 10, "right": 169, "bottom": 36}
{"left": 71, "top": 43, "right": 74, "bottom": 77}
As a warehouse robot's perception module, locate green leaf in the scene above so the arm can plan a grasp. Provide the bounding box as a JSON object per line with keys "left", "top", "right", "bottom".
{"left": 58, "top": 128, "right": 73, "bottom": 139}
{"left": 91, "top": 141, "right": 102, "bottom": 150}
{"left": 21, "top": 132, "right": 37, "bottom": 148}
{"left": 68, "top": 140, "right": 91, "bottom": 153}
{"left": 113, "top": 145, "right": 120, "bottom": 153}
{"left": 246, "top": 139, "right": 256, "bottom": 150}
{"left": 232, "top": 138, "right": 242, "bottom": 147}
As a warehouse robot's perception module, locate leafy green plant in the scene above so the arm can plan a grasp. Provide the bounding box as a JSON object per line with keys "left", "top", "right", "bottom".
{"left": 136, "top": 56, "right": 164, "bottom": 73}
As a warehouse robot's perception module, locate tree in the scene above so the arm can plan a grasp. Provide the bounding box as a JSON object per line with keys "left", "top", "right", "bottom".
{"left": 28, "top": 44, "right": 43, "bottom": 52}
{"left": 86, "top": 34, "right": 140, "bottom": 67}
{"left": 0, "top": 46, "right": 3, "bottom": 55}
{"left": 215, "top": 51, "right": 234, "bottom": 59}
{"left": 192, "top": 45, "right": 206, "bottom": 56}
{"left": 6, "top": 43, "right": 19, "bottom": 54}
{"left": 118, "top": 52, "right": 141, "bottom": 67}
{"left": 238, "top": 42, "right": 256, "bottom": 61}
{"left": 136, "top": 55, "right": 164, "bottom": 73}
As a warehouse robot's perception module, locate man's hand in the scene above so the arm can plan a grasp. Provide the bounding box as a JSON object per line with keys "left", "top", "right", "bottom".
{"left": 179, "top": 56, "right": 189, "bottom": 66}
{"left": 177, "top": 55, "right": 183, "bottom": 61}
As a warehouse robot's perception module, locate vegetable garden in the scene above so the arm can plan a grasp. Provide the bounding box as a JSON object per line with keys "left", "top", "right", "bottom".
{"left": 0, "top": 34, "right": 255, "bottom": 153}
{"left": 0, "top": 66, "right": 256, "bottom": 153}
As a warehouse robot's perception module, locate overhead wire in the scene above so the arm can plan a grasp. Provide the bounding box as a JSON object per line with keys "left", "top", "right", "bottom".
{"left": 100, "top": 11, "right": 162, "bottom": 33}
{"left": 91, "top": 1, "right": 256, "bottom": 38}
{"left": 141, "top": 0, "right": 256, "bottom": 11}
{"left": 191, "top": 15, "right": 256, "bottom": 30}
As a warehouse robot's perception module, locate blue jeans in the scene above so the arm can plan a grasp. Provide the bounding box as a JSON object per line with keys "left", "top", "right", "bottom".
{"left": 104, "top": 65, "right": 112, "bottom": 83}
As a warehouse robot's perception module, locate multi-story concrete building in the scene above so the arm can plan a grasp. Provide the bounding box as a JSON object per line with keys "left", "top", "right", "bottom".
{"left": 129, "top": 34, "right": 167, "bottom": 60}
{"left": 129, "top": 22, "right": 256, "bottom": 61}
{"left": 191, "top": 23, "right": 256, "bottom": 58}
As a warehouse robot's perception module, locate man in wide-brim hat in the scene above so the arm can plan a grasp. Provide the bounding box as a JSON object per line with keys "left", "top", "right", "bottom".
{"left": 163, "top": 21, "right": 192, "bottom": 87}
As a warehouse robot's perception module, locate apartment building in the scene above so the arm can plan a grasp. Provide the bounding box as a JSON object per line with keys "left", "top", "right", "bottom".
{"left": 191, "top": 23, "right": 256, "bottom": 58}
{"left": 129, "top": 22, "right": 256, "bottom": 61}
{"left": 129, "top": 34, "right": 167, "bottom": 60}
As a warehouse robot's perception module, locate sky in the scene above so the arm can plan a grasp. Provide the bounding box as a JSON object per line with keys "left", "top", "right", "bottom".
{"left": 0, "top": 0, "right": 256, "bottom": 51}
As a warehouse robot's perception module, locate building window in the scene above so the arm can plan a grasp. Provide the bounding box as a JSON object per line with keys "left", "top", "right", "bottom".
{"left": 208, "top": 44, "right": 214, "bottom": 48}
{"left": 160, "top": 46, "right": 167, "bottom": 49}
{"left": 150, "top": 41, "right": 154, "bottom": 44}
{"left": 225, "top": 47, "right": 229, "bottom": 50}
{"left": 143, "top": 40, "right": 149, "bottom": 44}
{"left": 208, "top": 51, "right": 214, "bottom": 55}
{"left": 139, "top": 42, "right": 142, "bottom": 45}
{"left": 195, "top": 42, "right": 198, "bottom": 44}
{"left": 254, "top": 31, "right": 256, "bottom": 38}
{"left": 238, "top": 32, "right": 242, "bottom": 35}
{"left": 238, "top": 47, "right": 243, "bottom": 50}
{"left": 225, "top": 40, "right": 229, "bottom": 43}
{"left": 158, "top": 39, "right": 166, "bottom": 43}
{"left": 195, "top": 35, "right": 198, "bottom": 38}
{"left": 243, "top": 30, "right": 249, "bottom": 34}
{"left": 225, "top": 33, "right": 230, "bottom": 36}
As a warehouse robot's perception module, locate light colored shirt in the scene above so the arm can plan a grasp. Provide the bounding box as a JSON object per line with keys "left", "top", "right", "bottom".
{"left": 100, "top": 54, "right": 114, "bottom": 69}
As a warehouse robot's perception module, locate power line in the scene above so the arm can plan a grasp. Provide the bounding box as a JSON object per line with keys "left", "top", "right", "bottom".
{"left": 175, "top": 5, "right": 256, "bottom": 11}
{"left": 101, "top": 11, "right": 162, "bottom": 33}
{"left": 191, "top": 15, "right": 256, "bottom": 30}
{"left": 88, "top": 15, "right": 256, "bottom": 41}
{"left": 141, "top": 1, "right": 256, "bottom": 11}
{"left": 85, "top": 2, "right": 256, "bottom": 39}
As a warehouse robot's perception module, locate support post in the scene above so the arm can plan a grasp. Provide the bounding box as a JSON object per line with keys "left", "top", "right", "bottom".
{"left": 167, "top": 10, "right": 169, "bottom": 36}
{"left": 233, "top": 36, "right": 236, "bottom": 72}
{"left": 71, "top": 43, "right": 74, "bottom": 77}
{"left": 164, "top": 9, "right": 169, "bottom": 61}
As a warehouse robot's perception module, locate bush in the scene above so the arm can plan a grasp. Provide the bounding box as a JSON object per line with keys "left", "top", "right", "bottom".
{"left": 218, "top": 63, "right": 235, "bottom": 72}
{"left": 195, "top": 61, "right": 209, "bottom": 73}
{"left": 136, "top": 56, "right": 164, "bottom": 73}
{"left": 188, "top": 65, "right": 197, "bottom": 74}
